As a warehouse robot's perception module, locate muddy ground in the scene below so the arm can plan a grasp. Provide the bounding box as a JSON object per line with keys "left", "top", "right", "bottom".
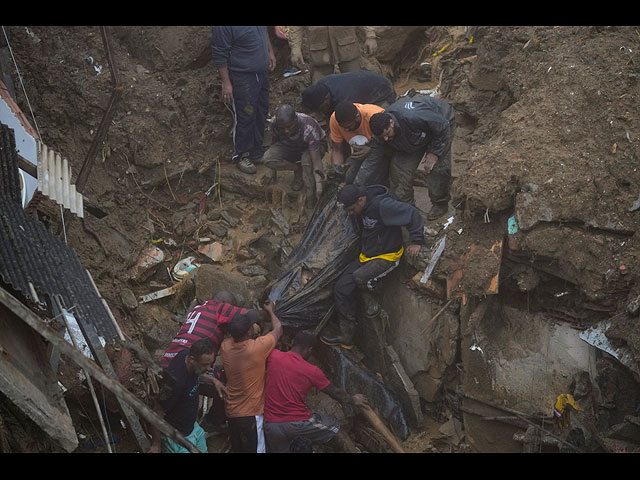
{"left": 3, "top": 25, "right": 640, "bottom": 453}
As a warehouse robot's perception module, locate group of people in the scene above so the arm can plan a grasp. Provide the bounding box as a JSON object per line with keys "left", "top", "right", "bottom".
{"left": 211, "top": 26, "right": 456, "bottom": 220}
{"left": 148, "top": 26, "right": 458, "bottom": 453}
{"left": 150, "top": 292, "right": 367, "bottom": 453}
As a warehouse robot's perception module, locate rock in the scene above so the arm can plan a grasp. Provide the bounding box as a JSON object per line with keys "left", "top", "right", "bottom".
{"left": 132, "top": 303, "right": 180, "bottom": 352}
{"left": 119, "top": 288, "right": 139, "bottom": 310}
{"left": 192, "top": 264, "right": 266, "bottom": 306}
{"left": 239, "top": 264, "right": 268, "bottom": 277}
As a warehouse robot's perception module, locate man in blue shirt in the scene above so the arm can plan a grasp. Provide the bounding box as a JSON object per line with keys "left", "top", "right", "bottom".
{"left": 212, "top": 26, "right": 276, "bottom": 174}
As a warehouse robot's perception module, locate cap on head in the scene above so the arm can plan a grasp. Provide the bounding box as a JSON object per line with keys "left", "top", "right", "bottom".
{"left": 228, "top": 310, "right": 258, "bottom": 341}
{"left": 337, "top": 184, "right": 366, "bottom": 208}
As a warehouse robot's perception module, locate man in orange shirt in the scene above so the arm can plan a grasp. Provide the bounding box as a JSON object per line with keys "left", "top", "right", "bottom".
{"left": 220, "top": 301, "right": 283, "bottom": 453}
{"left": 330, "top": 102, "right": 383, "bottom": 184}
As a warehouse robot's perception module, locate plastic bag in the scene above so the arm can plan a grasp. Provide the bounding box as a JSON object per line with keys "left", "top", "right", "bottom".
{"left": 265, "top": 182, "right": 360, "bottom": 328}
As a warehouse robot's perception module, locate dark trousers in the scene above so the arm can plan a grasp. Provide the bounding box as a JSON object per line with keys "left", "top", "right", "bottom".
{"left": 334, "top": 257, "right": 400, "bottom": 326}
{"left": 230, "top": 70, "right": 270, "bottom": 160}
{"left": 355, "top": 118, "right": 456, "bottom": 205}
{"left": 228, "top": 415, "right": 263, "bottom": 453}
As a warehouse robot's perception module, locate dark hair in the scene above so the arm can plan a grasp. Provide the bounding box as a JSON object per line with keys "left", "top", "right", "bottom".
{"left": 301, "top": 83, "right": 329, "bottom": 110}
{"left": 229, "top": 310, "right": 258, "bottom": 341}
{"left": 275, "top": 104, "right": 296, "bottom": 124}
{"left": 189, "top": 338, "right": 215, "bottom": 360}
{"left": 369, "top": 112, "right": 392, "bottom": 136}
{"left": 334, "top": 101, "right": 358, "bottom": 126}
{"left": 213, "top": 291, "right": 236, "bottom": 304}
{"left": 293, "top": 330, "right": 317, "bottom": 350}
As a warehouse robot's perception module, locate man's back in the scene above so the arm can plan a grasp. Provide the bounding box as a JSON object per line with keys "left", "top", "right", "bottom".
{"left": 160, "top": 301, "right": 245, "bottom": 368}
{"left": 264, "top": 349, "right": 330, "bottom": 423}
{"left": 221, "top": 335, "right": 276, "bottom": 418}
{"left": 320, "top": 71, "right": 395, "bottom": 109}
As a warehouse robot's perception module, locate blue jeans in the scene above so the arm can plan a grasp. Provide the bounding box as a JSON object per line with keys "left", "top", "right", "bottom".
{"left": 230, "top": 70, "right": 270, "bottom": 161}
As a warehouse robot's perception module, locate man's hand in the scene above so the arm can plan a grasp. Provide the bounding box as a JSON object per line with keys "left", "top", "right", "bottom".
{"left": 350, "top": 144, "right": 371, "bottom": 160}
{"left": 263, "top": 299, "right": 275, "bottom": 314}
{"left": 351, "top": 393, "right": 370, "bottom": 409}
{"left": 221, "top": 79, "right": 233, "bottom": 105}
{"left": 148, "top": 442, "right": 162, "bottom": 453}
{"left": 212, "top": 377, "right": 227, "bottom": 399}
{"left": 421, "top": 152, "right": 438, "bottom": 173}
{"left": 406, "top": 244, "right": 421, "bottom": 259}
{"left": 364, "top": 38, "right": 378, "bottom": 56}
{"left": 290, "top": 47, "right": 305, "bottom": 69}
{"left": 269, "top": 51, "right": 277, "bottom": 72}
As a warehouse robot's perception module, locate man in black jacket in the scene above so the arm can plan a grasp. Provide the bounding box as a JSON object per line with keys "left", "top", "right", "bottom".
{"left": 301, "top": 70, "right": 397, "bottom": 122}
{"left": 355, "top": 95, "right": 456, "bottom": 220}
{"left": 321, "top": 184, "right": 424, "bottom": 349}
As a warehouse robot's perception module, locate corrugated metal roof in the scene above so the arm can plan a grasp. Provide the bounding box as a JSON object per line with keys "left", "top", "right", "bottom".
{"left": 0, "top": 121, "right": 120, "bottom": 341}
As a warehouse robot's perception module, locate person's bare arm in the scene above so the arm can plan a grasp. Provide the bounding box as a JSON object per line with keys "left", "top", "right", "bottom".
{"left": 331, "top": 140, "right": 346, "bottom": 165}
{"left": 219, "top": 66, "right": 233, "bottom": 104}
{"left": 263, "top": 301, "right": 283, "bottom": 342}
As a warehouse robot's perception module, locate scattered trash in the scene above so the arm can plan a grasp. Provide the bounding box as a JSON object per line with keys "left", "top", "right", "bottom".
{"left": 443, "top": 216, "right": 454, "bottom": 229}
{"left": 579, "top": 320, "right": 640, "bottom": 379}
{"left": 553, "top": 394, "right": 579, "bottom": 430}
{"left": 470, "top": 344, "right": 484, "bottom": 356}
{"left": 554, "top": 291, "right": 570, "bottom": 298}
{"left": 508, "top": 216, "right": 518, "bottom": 235}
{"left": 172, "top": 256, "right": 199, "bottom": 281}
{"left": 198, "top": 241, "right": 223, "bottom": 262}
{"left": 432, "top": 43, "right": 449, "bottom": 57}
{"left": 130, "top": 245, "right": 165, "bottom": 280}
{"left": 139, "top": 282, "right": 182, "bottom": 304}
{"left": 418, "top": 62, "right": 431, "bottom": 81}
{"left": 283, "top": 67, "right": 308, "bottom": 78}
{"left": 420, "top": 234, "right": 446, "bottom": 284}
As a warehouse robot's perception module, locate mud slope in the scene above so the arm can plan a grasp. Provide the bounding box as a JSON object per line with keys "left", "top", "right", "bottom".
{"left": 3, "top": 25, "right": 640, "bottom": 451}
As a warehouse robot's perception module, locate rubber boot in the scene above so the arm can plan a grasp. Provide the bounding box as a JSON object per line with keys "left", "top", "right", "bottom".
{"left": 320, "top": 319, "right": 356, "bottom": 349}
{"left": 361, "top": 291, "right": 380, "bottom": 318}
{"left": 427, "top": 201, "right": 449, "bottom": 221}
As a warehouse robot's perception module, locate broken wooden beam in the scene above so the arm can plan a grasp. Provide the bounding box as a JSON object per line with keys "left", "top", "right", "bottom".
{"left": 0, "top": 287, "right": 202, "bottom": 453}
{"left": 358, "top": 404, "right": 405, "bottom": 453}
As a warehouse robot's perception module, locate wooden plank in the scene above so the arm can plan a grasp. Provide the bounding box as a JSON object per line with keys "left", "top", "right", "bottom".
{"left": 0, "top": 287, "right": 202, "bottom": 453}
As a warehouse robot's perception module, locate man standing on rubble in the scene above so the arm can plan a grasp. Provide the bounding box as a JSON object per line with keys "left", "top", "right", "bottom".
{"left": 321, "top": 184, "right": 424, "bottom": 349}
{"left": 288, "top": 26, "right": 378, "bottom": 84}
{"left": 212, "top": 26, "right": 276, "bottom": 175}
{"left": 262, "top": 104, "right": 327, "bottom": 206}
{"left": 330, "top": 101, "right": 384, "bottom": 184}
{"left": 301, "top": 70, "right": 397, "bottom": 124}
{"left": 220, "top": 301, "right": 283, "bottom": 452}
{"left": 149, "top": 338, "right": 216, "bottom": 453}
{"left": 356, "top": 95, "right": 456, "bottom": 220}
{"left": 264, "top": 330, "right": 368, "bottom": 452}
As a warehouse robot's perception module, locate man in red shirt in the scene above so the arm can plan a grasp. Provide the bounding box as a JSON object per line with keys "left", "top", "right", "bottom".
{"left": 263, "top": 330, "right": 368, "bottom": 452}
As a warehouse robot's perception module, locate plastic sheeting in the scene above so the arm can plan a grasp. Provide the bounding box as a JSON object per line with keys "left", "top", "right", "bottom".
{"left": 265, "top": 182, "right": 360, "bottom": 328}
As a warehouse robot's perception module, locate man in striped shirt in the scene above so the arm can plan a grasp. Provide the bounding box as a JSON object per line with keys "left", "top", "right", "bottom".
{"left": 159, "top": 291, "right": 264, "bottom": 433}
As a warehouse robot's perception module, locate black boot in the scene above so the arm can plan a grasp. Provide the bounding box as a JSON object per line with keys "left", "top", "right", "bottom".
{"left": 427, "top": 201, "right": 449, "bottom": 220}
{"left": 361, "top": 291, "right": 380, "bottom": 318}
{"left": 320, "top": 319, "right": 356, "bottom": 349}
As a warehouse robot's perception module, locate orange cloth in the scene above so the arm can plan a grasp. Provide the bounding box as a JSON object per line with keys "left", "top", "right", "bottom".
{"left": 329, "top": 103, "right": 384, "bottom": 144}
{"left": 221, "top": 334, "right": 276, "bottom": 418}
